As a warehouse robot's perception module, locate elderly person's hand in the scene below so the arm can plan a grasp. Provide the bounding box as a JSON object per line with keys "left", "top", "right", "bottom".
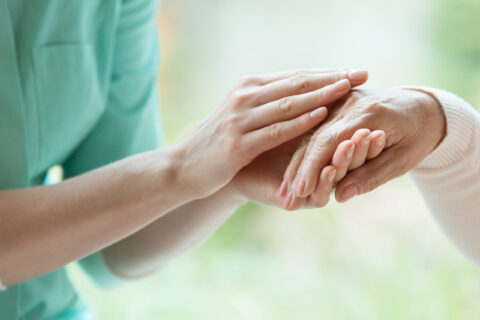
{"left": 230, "top": 127, "right": 386, "bottom": 209}
{"left": 282, "top": 88, "right": 446, "bottom": 206}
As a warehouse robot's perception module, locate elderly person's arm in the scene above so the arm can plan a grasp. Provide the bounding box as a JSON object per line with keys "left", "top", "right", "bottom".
{"left": 283, "top": 86, "right": 480, "bottom": 266}
{"left": 408, "top": 88, "right": 480, "bottom": 265}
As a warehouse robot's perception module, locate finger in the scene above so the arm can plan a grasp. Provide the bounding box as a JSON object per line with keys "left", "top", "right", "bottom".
{"left": 349, "top": 129, "right": 371, "bottom": 170}
{"left": 292, "top": 139, "right": 352, "bottom": 198}
{"left": 283, "top": 191, "right": 308, "bottom": 211}
{"left": 244, "top": 106, "right": 328, "bottom": 157}
{"left": 253, "top": 70, "right": 366, "bottom": 107}
{"left": 331, "top": 140, "right": 355, "bottom": 183}
{"left": 309, "top": 166, "right": 337, "bottom": 208}
{"left": 257, "top": 68, "right": 368, "bottom": 87}
{"left": 245, "top": 79, "right": 351, "bottom": 131}
{"left": 291, "top": 128, "right": 343, "bottom": 198}
{"left": 280, "top": 142, "right": 308, "bottom": 196}
{"left": 367, "top": 130, "right": 387, "bottom": 160}
{"left": 335, "top": 147, "right": 408, "bottom": 202}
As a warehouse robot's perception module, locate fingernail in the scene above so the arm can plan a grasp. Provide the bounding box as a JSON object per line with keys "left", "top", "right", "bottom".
{"left": 346, "top": 144, "right": 355, "bottom": 159}
{"left": 296, "top": 176, "right": 306, "bottom": 196}
{"left": 310, "top": 107, "right": 327, "bottom": 118}
{"left": 361, "top": 136, "right": 370, "bottom": 147}
{"left": 334, "top": 79, "right": 350, "bottom": 92}
{"left": 375, "top": 134, "right": 386, "bottom": 147}
{"left": 327, "top": 169, "right": 336, "bottom": 182}
{"left": 339, "top": 184, "right": 359, "bottom": 202}
{"left": 348, "top": 70, "right": 368, "bottom": 83}
{"left": 283, "top": 191, "right": 293, "bottom": 209}
{"left": 277, "top": 179, "right": 288, "bottom": 197}
{"left": 289, "top": 193, "right": 297, "bottom": 209}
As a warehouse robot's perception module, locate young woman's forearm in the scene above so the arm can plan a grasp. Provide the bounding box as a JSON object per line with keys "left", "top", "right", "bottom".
{"left": 101, "top": 184, "right": 246, "bottom": 278}
{"left": 0, "top": 146, "right": 193, "bottom": 287}
{"left": 0, "top": 69, "right": 366, "bottom": 287}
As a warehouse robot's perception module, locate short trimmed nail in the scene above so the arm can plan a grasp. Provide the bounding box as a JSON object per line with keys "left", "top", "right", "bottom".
{"left": 348, "top": 70, "right": 368, "bottom": 83}
{"left": 296, "top": 176, "right": 306, "bottom": 196}
{"left": 376, "top": 134, "right": 386, "bottom": 147}
{"left": 361, "top": 136, "right": 370, "bottom": 147}
{"left": 310, "top": 107, "right": 327, "bottom": 118}
{"left": 327, "top": 169, "right": 336, "bottom": 182}
{"left": 334, "top": 79, "right": 350, "bottom": 92}
{"left": 277, "top": 179, "right": 288, "bottom": 197}
{"left": 346, "top": 144, "right": 355, "bottom": 159}
{"left": 283, "top": 191, "right": 293, "bottom": 209}
{"left": 339, "top": 184, "right": 359, "bottom": 202}
{"left": 288, "top": 193, "right": 296, "bottom": 209}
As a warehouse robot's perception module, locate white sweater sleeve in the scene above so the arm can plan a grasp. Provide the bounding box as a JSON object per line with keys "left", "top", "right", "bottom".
{"left": 408, "top": 87, "right": 480, "bottom": 265}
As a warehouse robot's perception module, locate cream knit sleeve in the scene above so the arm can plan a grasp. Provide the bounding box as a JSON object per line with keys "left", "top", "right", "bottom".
{"left": 407, "top": 87, "right": 480, "bottom": 265}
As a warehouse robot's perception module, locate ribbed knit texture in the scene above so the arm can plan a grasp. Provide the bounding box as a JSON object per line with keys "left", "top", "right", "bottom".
{"left": 401, "top": 87, "right": 477, "bottom": 170}
{"left": 406, "top": 87, "right": 480, "bottom": 267}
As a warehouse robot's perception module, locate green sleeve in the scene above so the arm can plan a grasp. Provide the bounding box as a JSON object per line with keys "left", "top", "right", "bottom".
{"left": 62, "top": 0, "right": 162, "bottom": 288}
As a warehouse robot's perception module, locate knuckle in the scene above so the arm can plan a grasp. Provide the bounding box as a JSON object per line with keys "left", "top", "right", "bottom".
{"left": 237, "top": 75, "right": 259, "bottom": 87}
{"left": 331, "top": 72, "right": 346, "bottom": 83}
{"left": 278, "top": 96, "right": 294, "bottom": 114}
{"left": 225, "top": 136, "right": 241, "bottom": 154}
{"left": 291, "top": 74, "right": 310, "bottom": 92}
{"left": 364, "top": 101, "right": 390, "bottom": 118}
{"left": 268, "top": 123, "right": 283, "bottom": 140}
{"left": 231, "top": 89, "right": 255, "bottom": 106}
{"left": 316, "top": 89, "right": 327, "bottom": 102}
{"left": 314, "top": 132, "right": 337, "bottom": 153}
{"left": 224, "top": 113, "right": 242, "bottom": 129}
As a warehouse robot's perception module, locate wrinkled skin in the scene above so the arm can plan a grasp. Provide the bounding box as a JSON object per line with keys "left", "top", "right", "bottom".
{"left": 285, "top": 88, "right": 446, "bottom": 204}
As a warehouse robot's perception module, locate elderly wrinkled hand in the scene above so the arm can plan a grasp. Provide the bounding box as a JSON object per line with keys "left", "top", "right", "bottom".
{"left": 281, "top": 88, "right": 446, "bottom": 207}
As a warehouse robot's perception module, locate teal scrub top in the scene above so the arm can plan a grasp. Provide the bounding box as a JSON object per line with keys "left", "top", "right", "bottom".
{"left": 0, "top": 0, "right": 163, "bottom": 319}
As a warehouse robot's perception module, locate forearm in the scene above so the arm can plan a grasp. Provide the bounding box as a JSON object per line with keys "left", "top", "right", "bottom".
{"left": 102, "top": 183, "right": 246, "bottom": 278}
{"left": 0, "top": 146, "right": 194, "bottom": 286}
{"left": 410, "top": 87, "right": 480, "bottom": 265}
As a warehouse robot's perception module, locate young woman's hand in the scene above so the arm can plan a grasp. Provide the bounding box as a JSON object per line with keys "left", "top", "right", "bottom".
{"left": 175, "top": 69, "right": 369, "bottom": 199}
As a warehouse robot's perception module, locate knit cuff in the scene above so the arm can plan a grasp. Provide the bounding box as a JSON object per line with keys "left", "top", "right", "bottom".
{"left": 400, "top": 87, "right": 477, "bottom": 170}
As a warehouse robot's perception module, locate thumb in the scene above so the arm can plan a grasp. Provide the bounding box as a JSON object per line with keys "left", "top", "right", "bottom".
{"left": 334, "top": 147, "right": 409, "bottom": 202}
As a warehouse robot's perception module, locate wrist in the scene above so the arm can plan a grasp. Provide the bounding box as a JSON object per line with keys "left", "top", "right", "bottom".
{"left": 152, "top": 143, "right": 204, "bottom": 202}
{"left": 400, "top": 88, "right": 447, "bottom": 153}
{"left": 400, "top": 86, "right": 476, "bottom": 170}
{"left": 419, "top": 91, "right": 447, "bottom": 151}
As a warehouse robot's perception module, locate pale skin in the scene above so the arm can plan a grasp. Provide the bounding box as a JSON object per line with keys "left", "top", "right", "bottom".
{"left": 87, "top": 86, "right": 455, "bottom": 285}
{"left": 104, "top": 126, "right": 385, "bottom": 277}
{"left": 0, "top": 69, "right": 376, "bottom": 285}
{"left": 279, "top": 127, "right": 386, "bottom": 210}
{"left": 283, "top": 88, "right": 446, "bottom": 206}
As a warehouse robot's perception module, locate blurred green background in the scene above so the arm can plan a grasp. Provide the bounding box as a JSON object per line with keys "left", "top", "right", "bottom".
{"left": 69, "top": 0, "right": 480, "bottom": 319}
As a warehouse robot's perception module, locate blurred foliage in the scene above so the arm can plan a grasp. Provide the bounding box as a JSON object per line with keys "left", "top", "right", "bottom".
{"left": 430, "top": 0, "right": 480, "bottom": 102}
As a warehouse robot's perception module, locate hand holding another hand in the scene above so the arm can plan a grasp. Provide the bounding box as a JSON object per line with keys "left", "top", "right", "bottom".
{"left": 176, "top": 69, "right": 369, "bottom": 199}
{"left": 283, "top": 88, "right": 446, "bottom": 206}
